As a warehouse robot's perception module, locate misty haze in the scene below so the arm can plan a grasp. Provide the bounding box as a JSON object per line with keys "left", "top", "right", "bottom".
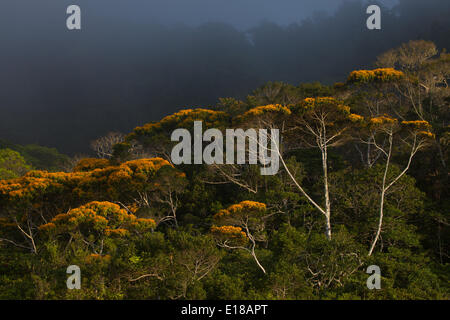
{"left": 1, "top": 0, "right": 449, "bottom": 154}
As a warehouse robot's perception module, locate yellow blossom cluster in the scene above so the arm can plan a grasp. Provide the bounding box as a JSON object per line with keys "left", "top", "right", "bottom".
{"left": 401, "top": 120, "right": 432, "bottom": 129}
{"left": 301, "top": 97, "right": 351, "bottom": 114}
{"left": 39, "top": 201, "right": 156, "bottom": 236}
{"left": 418, "top": 131, "right": 435, "bottom": 138}
{"left": 296, "top": 97, "right": 361, "bottom": 125}
{"left": 129, "top": 108, "right": 228, "bottom": 140}
{"left": 303, "top": 97, "right": 339, "bottom": 108}
{"left": 210, "top": 225, "right": 248, "bottom": 243}
{"left": 369, "top": 116, "right": 398, "bottom": 126}
{"left": 105, "top": 228, "right": 129, "bottom": 237}
{"left": 0, "top": 158, "right": 174, "bottom": 206}
{"left": 214, "top": 201, "right": 267, "bottom": 219}
{"left": 348, "top": 113, "right": 365, "bottom": 122}
{"left": 401, "top": 121, "right": 434, "bottom": 138}
{"left": 0, "top": 172, "right": 78, "bottom": 201}
{"left": 242, "top": 104, "right": 292, "bottom": 118}
{"left": 348, "top": 68, "right": 405, "bottom": 83}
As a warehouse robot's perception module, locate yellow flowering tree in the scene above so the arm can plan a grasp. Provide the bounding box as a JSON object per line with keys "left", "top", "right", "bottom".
{"left": 211, "top": 201, "right": 269, "bottom": 274}
{"left": 361, "top": 117, "right": 435, "bottom": 256}
{"left": 348, "top": 68, "right": 405, "bottom": 84}
{"left": 199, "top": 104, "right": 292, "bottom": 195}
{"left": 39, "top": 201, "right": 156, "bottom": 256}
{"left": 346, "top": 67, "right": 405, "bottom": 120}
{"left": 0, "top": 157, "right": 183, "bottom": 253}
{"left": 0, "top": 170, "right": 80, "bottom": 253}
{"left": 130, "top": 165, "right": 188, "bottom": 227}
{"left": 236, "top": 104, "right": 292, "bottom": 125}
{"left": 232, "top": 98, "right": 364, "bottom": 241}
{"left": 115, "top": 108, "right": 230, "bottom": 161}
{"left": 283, "top": 97, "right": 363, "bottom": 240}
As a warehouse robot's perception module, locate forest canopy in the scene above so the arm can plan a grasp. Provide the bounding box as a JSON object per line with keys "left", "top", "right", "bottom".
{"left": 0, "top": 40, "right": 448, "bottom": 300}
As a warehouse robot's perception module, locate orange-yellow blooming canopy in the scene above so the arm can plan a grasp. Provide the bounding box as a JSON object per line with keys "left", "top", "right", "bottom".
{"left": 39, "top": 201, "right": 156, "bottom": 236}
{"left": 347, "top": 68, "right": 405, "bottom": 84}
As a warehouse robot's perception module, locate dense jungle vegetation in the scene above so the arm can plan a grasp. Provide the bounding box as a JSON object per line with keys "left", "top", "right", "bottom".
{"left": 0, "top": 40, "right": 448, "bottom": 299}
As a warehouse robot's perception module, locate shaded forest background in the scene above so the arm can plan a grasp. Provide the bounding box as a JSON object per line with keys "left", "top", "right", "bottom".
{"left": 1, "top": 0, "right": 450, "bottom": 154}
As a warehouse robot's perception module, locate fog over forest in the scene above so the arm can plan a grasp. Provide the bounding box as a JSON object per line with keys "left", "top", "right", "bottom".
{"left": 1, "top": 0, "right": 449, "bottom": 154}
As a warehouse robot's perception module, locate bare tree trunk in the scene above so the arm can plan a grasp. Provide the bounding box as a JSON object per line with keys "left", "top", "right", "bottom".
{"left": 15, "top": 218, "right": 37, "bottom": 254}
{"left": 278, "top": 152, "right": 327, "bottom": 216}
{"left": 368, "top": 134, "right": 392, "bottom": 256}
{"left": 369, "top": 134, "right": 419, "bottom": 256}
{"left": 251, "top": 246, "right": 266, "bottom": 274}
{"left": 246, "top": 226, "right": 266, "bottom": 274}
{"left": 273, "top": 134, "right": 330, "bottom": 238}
{"left": 321, "top": 142, "right": 332, "bottom": 240}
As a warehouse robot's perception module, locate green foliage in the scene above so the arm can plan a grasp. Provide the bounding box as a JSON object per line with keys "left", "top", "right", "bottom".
{"left": 0, "top": 148, "right": 31, "bottom": 179}
{"left": 0, "top": 140, "right": 70, "bottom": 172}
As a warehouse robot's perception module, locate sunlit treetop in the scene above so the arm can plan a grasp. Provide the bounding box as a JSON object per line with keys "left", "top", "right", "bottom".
{"left": 303, "top": 97, "right": 340, "bottom": 106}
{"left": 128, "top": 122, "right": 162, "bottom": 139}
{"left": 366, "top": 118, "right": 435, "bottom": 138}
{"left": 227, "top": 200, "right": 266, "bottom": 214}
{"left": 401, "top": 120, "right": 435, "bottom": 138}
{"left": 347, "top": 68, "right": 405, "bottom": 84}
{"left": 211, "top": 201, "right": 267, "bottom": 247}
{"left": 369, "top": 116, "right": 398, "bottom": 126}
{"left": 74, "top": 157, "right": 175, "bottom": 200}
{"left": 242, "top": 104, "right": 291, "bottom": 118}
{"left": 73, "top": 158, "right": 111, "bottom": 172}
{"left": 348, "top": 113, "right": 365, "bottom": 123}
{"left": 401, "top": 120, "right": 432, "bottom": 130}
{"left": 121, "top": 158, "right": 172, "bottom": 175}
{"left": 0, "top": 171, "right": 86, "bottom": 201}
{"left": 234, "top": 104, "right": 292, "bottom": 125}
{"left": 39, "top": 201, "right": 156, "bottom": 236}
{"left": 128, "top": 108, "right": 229, "bottom": 141}
{"left": 210, "top": 225, "right": 248, "bottom": 244}
{"left": 0, "top": 158, "right": 176, "bottom": 208}
{"left": 214, "top": 201, "right": 267, "bottom": 219}
{"left": 417, "top": 131, "right": 435, "bottom": 138}
{"left": 290, "top": 97, "right": 363, "bottom": 124}
{"left": 300, "top": 97, "right": 350, "bottom": 113}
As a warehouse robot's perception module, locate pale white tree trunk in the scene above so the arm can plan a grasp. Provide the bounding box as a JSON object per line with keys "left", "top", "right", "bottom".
{"left": 368, "top": 134, "right": 420, "bottom": 256}
{"left": 368, "top": 134, "right": 392, "bottom": 256}
{"left": 273, "top": 133, "right": 331, "bottom": 239}
{"left": 321, "top": 137, "right": 332, "bottom": 240}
